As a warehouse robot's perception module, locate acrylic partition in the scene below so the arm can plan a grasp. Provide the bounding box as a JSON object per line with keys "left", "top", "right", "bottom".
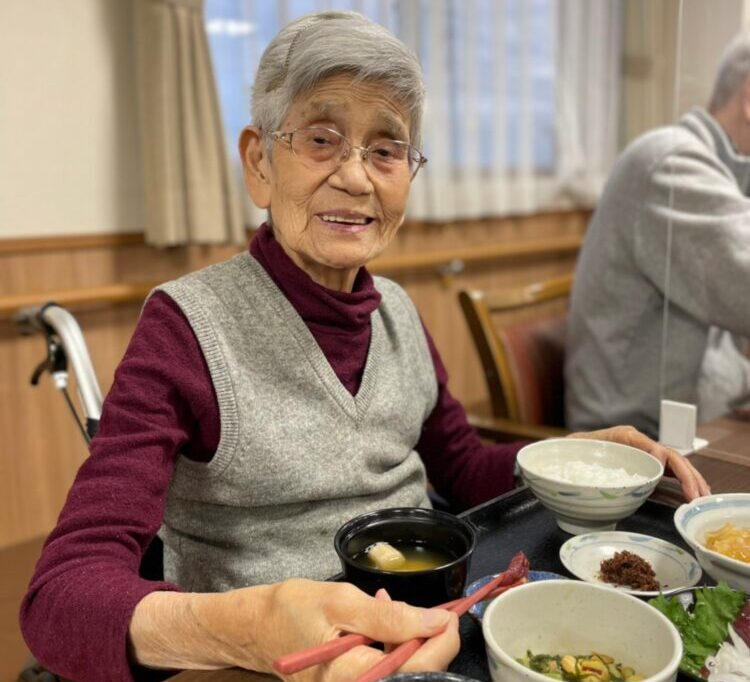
{"left": 659, "top": 0, "right": 750, "bottom": 462}
{"left": 568, "top": 0, "right": 749, "bottom": 452}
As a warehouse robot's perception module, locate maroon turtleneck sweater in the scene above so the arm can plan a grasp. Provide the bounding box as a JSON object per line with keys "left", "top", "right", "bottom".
{"left": 20, "top": 225, "right": 521, "bottom": 682}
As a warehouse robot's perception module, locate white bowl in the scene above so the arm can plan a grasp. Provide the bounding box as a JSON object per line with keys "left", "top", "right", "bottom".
{"left": 674, "top": 493, "right": 750, "bottom": 593}
{"left": 482, "top": 580, "right": 682, "bottom": 682}
{"left": 517, "top": 438, "right": 664, "bottom": 534}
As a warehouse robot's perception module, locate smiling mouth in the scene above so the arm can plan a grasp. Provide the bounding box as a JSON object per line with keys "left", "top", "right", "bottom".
{"left": 316, "top": 214, "right": 375, "bottom": 233}
{"left": 318, "top": 214, "right": 375, "bottom": 226}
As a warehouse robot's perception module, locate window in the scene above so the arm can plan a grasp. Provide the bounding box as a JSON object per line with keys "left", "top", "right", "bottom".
{"left": 205, "top": 1, "right": 620, "bottom": 219}
{"left": 206, "top": 0, "right": 554, "bottom": 171}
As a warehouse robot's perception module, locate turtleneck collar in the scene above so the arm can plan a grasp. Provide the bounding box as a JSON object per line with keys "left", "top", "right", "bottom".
{"left": 249, "top": 223, "right": 382, "bottom": 331}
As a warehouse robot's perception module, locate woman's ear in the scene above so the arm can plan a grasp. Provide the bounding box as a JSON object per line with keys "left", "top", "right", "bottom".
{"left": 239, "top": 126, "right": 271, "bottom": 209}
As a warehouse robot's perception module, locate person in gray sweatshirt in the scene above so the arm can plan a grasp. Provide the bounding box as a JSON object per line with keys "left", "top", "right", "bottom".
{"left": 566, "top": 33, "right": 750, "bottom": 436}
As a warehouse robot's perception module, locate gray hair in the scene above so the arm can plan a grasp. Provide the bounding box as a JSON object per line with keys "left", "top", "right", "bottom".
{"left": 709, "top": 33, "right": 750, "bottom": 112}
{"left": 251, "top": 11, "right": 425, "bottom": 149}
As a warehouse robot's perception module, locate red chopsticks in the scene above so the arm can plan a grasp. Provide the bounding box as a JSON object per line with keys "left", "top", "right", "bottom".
{"left": 274, "top": 632, "right": 371, "bottom": 675}
{"left": 272, "top": 581, "right": 522, "bottom": 675}
{"left": 353, "top": 577, "right": 527, "bottom": 682}
{"left": 354, "top": 552, "right": 529, "bottom": 682}
{"left": 272, "top": 552, "right": 529, "bottom": 678}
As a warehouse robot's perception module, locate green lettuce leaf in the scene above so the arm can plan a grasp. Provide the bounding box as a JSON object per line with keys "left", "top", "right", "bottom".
{"left": 650, "top": 583, "right": 746, "bottom": 678}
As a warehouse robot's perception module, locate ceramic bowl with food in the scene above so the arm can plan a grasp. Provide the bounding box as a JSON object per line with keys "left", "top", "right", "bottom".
{"left": 334, "top": 507, "right": 476, "bottom": 607}
{"left": 517, "top": 438, "right": 664, "bottom": 534}
{"left": 674, "top": 493, "right": 750, "bottom": 592}
{"left": 381, "top": 674, "right": 481, "bottom": 682}
{"left": 558, "top": 531, "right": 702, "bottom": 597}
{"left": 482, "top": 580, "right": 682, "bottom": 682}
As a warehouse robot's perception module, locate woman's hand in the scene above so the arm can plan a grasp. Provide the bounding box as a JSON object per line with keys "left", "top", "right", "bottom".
{"left": 566, "top": 425, "right": 711, "bottom": 501}
{"left": 256, "top": 579, "right": 460, "bottom": 681}
{"left": 129, "top": 579, "right": 459, "bottom": 682}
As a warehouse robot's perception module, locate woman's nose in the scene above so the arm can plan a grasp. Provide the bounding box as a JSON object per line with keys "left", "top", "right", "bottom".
{"left": 329, "top": 148, "right": 374, "bottom": 194}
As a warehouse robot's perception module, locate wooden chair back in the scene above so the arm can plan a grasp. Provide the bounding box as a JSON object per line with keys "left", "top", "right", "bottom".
{"left": 459, "top": 274, "right": 572, "bottom": 438}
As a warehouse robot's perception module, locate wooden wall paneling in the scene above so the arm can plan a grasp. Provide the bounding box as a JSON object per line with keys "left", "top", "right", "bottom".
{"left": 0, "top": 307, "right": 140, "bottom": 546}
{"left": 0, "top": 240, "right": 250, "bottom": 549}
{"left": 0, "top": 233, "right": 146, "bottom": 255}
{"left": 0, "top": 327, "right": 87, "bottom": 543}
{"left": 0, "top": 211, "right": 589, "bottom": 549}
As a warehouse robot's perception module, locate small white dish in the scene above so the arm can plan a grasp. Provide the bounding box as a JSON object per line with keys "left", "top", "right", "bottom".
{"left": 559, "top": 531, "right": 702, "bottom": 597}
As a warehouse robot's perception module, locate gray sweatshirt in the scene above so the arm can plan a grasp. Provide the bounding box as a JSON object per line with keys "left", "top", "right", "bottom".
{"left": 566, "top": 108, "right": 750, "bottom": 435}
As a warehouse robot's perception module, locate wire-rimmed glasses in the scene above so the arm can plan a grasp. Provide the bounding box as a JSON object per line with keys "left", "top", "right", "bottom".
{"left": 269, "top": 126, "right": 427, "bottom": 180}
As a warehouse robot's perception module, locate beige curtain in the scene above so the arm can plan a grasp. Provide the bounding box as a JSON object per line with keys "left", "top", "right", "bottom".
{"left": 620, "top": 0, "right": 681, "bottom": 147}
{"left": 621, "top": 0, "right": 745, "bottom": 148}
{"left": 133, "top": 0, "right": 244, "bottom": 246}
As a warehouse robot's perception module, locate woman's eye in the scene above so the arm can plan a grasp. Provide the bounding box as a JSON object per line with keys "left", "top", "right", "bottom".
{"left": 372, "top": 143, "right": 406, "bottom": 161}
{"left": 373, "top": 147, "right": 394, "bottom": 158}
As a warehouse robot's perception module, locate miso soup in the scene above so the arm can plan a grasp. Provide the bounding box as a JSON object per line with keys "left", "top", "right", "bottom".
{"left": 355, "top": 540, "right": 455, "bottom": 572}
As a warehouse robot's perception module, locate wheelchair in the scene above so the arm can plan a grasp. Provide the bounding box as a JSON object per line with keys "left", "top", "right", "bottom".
{"left": 15, "top": 304, "right": 164, "bottom": 681}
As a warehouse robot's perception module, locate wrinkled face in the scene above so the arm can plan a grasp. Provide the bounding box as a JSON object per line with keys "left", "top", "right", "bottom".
{"left": 262, "top": 75, "right": 414, "bottom": 289}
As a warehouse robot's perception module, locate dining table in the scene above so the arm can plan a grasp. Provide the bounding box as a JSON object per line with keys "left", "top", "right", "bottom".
{"left": 2, "top": 414, "right": 749, "bottom": 682}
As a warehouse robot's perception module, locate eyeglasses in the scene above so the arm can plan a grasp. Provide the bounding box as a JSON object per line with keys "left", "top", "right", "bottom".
{"left": 269, "top": 126, "right": 427, "bottom": 180}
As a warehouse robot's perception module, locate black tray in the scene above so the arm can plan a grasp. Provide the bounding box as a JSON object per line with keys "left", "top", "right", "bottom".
{"left": 449, "top": 485, "right": 702, "bottom": 682}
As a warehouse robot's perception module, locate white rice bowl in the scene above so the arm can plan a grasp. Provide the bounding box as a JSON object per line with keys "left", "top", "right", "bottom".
{"left": 517, "top": 438, "right": 664, "bottom": 535}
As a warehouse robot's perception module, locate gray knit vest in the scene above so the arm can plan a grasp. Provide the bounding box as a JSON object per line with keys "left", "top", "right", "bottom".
{"left": 154, "top": 252, "right": 437, "bottom": 592}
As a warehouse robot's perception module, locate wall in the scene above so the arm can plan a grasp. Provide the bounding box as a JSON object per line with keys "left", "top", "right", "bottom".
{"left": 677, "top": 0, "right": 747, "bottom": 114}
{"left": 4, "top": 0, "right": 748, "bottom": 240}
{"left": 621, "top": 0, "right": 746, "bottom": 145}
{"left": 0, "top": 211, "right": 587, "bottom": 550}
{"left": 0, "top": 0, "right": 143, "bottom": 238}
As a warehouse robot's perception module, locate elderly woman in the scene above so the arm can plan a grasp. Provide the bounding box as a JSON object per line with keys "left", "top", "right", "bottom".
{"left": 21, "top": 10, "right": 709, "bottom": 682}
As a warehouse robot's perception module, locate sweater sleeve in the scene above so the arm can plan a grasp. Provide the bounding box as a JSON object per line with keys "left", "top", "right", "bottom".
{"left": 19, "top": 292, "right": 220, "bottom": 682}
{"left": 635, "top": 142, "right": 750, "bottom": 336}
{"left": 415, "top": 324, "right": 525, "bottom": 512}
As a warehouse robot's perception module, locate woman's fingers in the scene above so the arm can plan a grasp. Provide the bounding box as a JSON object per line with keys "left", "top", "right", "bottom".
{"left": 330, "top": 612, "right": 459, "bottom": 681}
{"left": 397, "top": 611, "right": 460, "bottom": 673}
{"left": 263, "top": 580, "right": 461, "bottom": 681}
{"left": 322, "top": 595, "right": 458, "bottom": 682}
{"left": 322, "top": 645, "right": 385, "bottom": 682}
{"left": 331, "top": 585, "right": 453, "bottom": 645}
{"left": 567, "top": 425, "right": 711, "bottom": 500}
{"left": 375, "top": 588, "right": 392, "bottom": 601}
{"left": 615, "top": 429, "right": 711, "bottom": 500}
{"left": 658, "top": 445, "right": 711, "bottom": 499}
{"left": 374, "top": 589, "right": 396, "bottom": 654}
{"left": 325, "top": 615, "right": 459, "bottom": 682}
